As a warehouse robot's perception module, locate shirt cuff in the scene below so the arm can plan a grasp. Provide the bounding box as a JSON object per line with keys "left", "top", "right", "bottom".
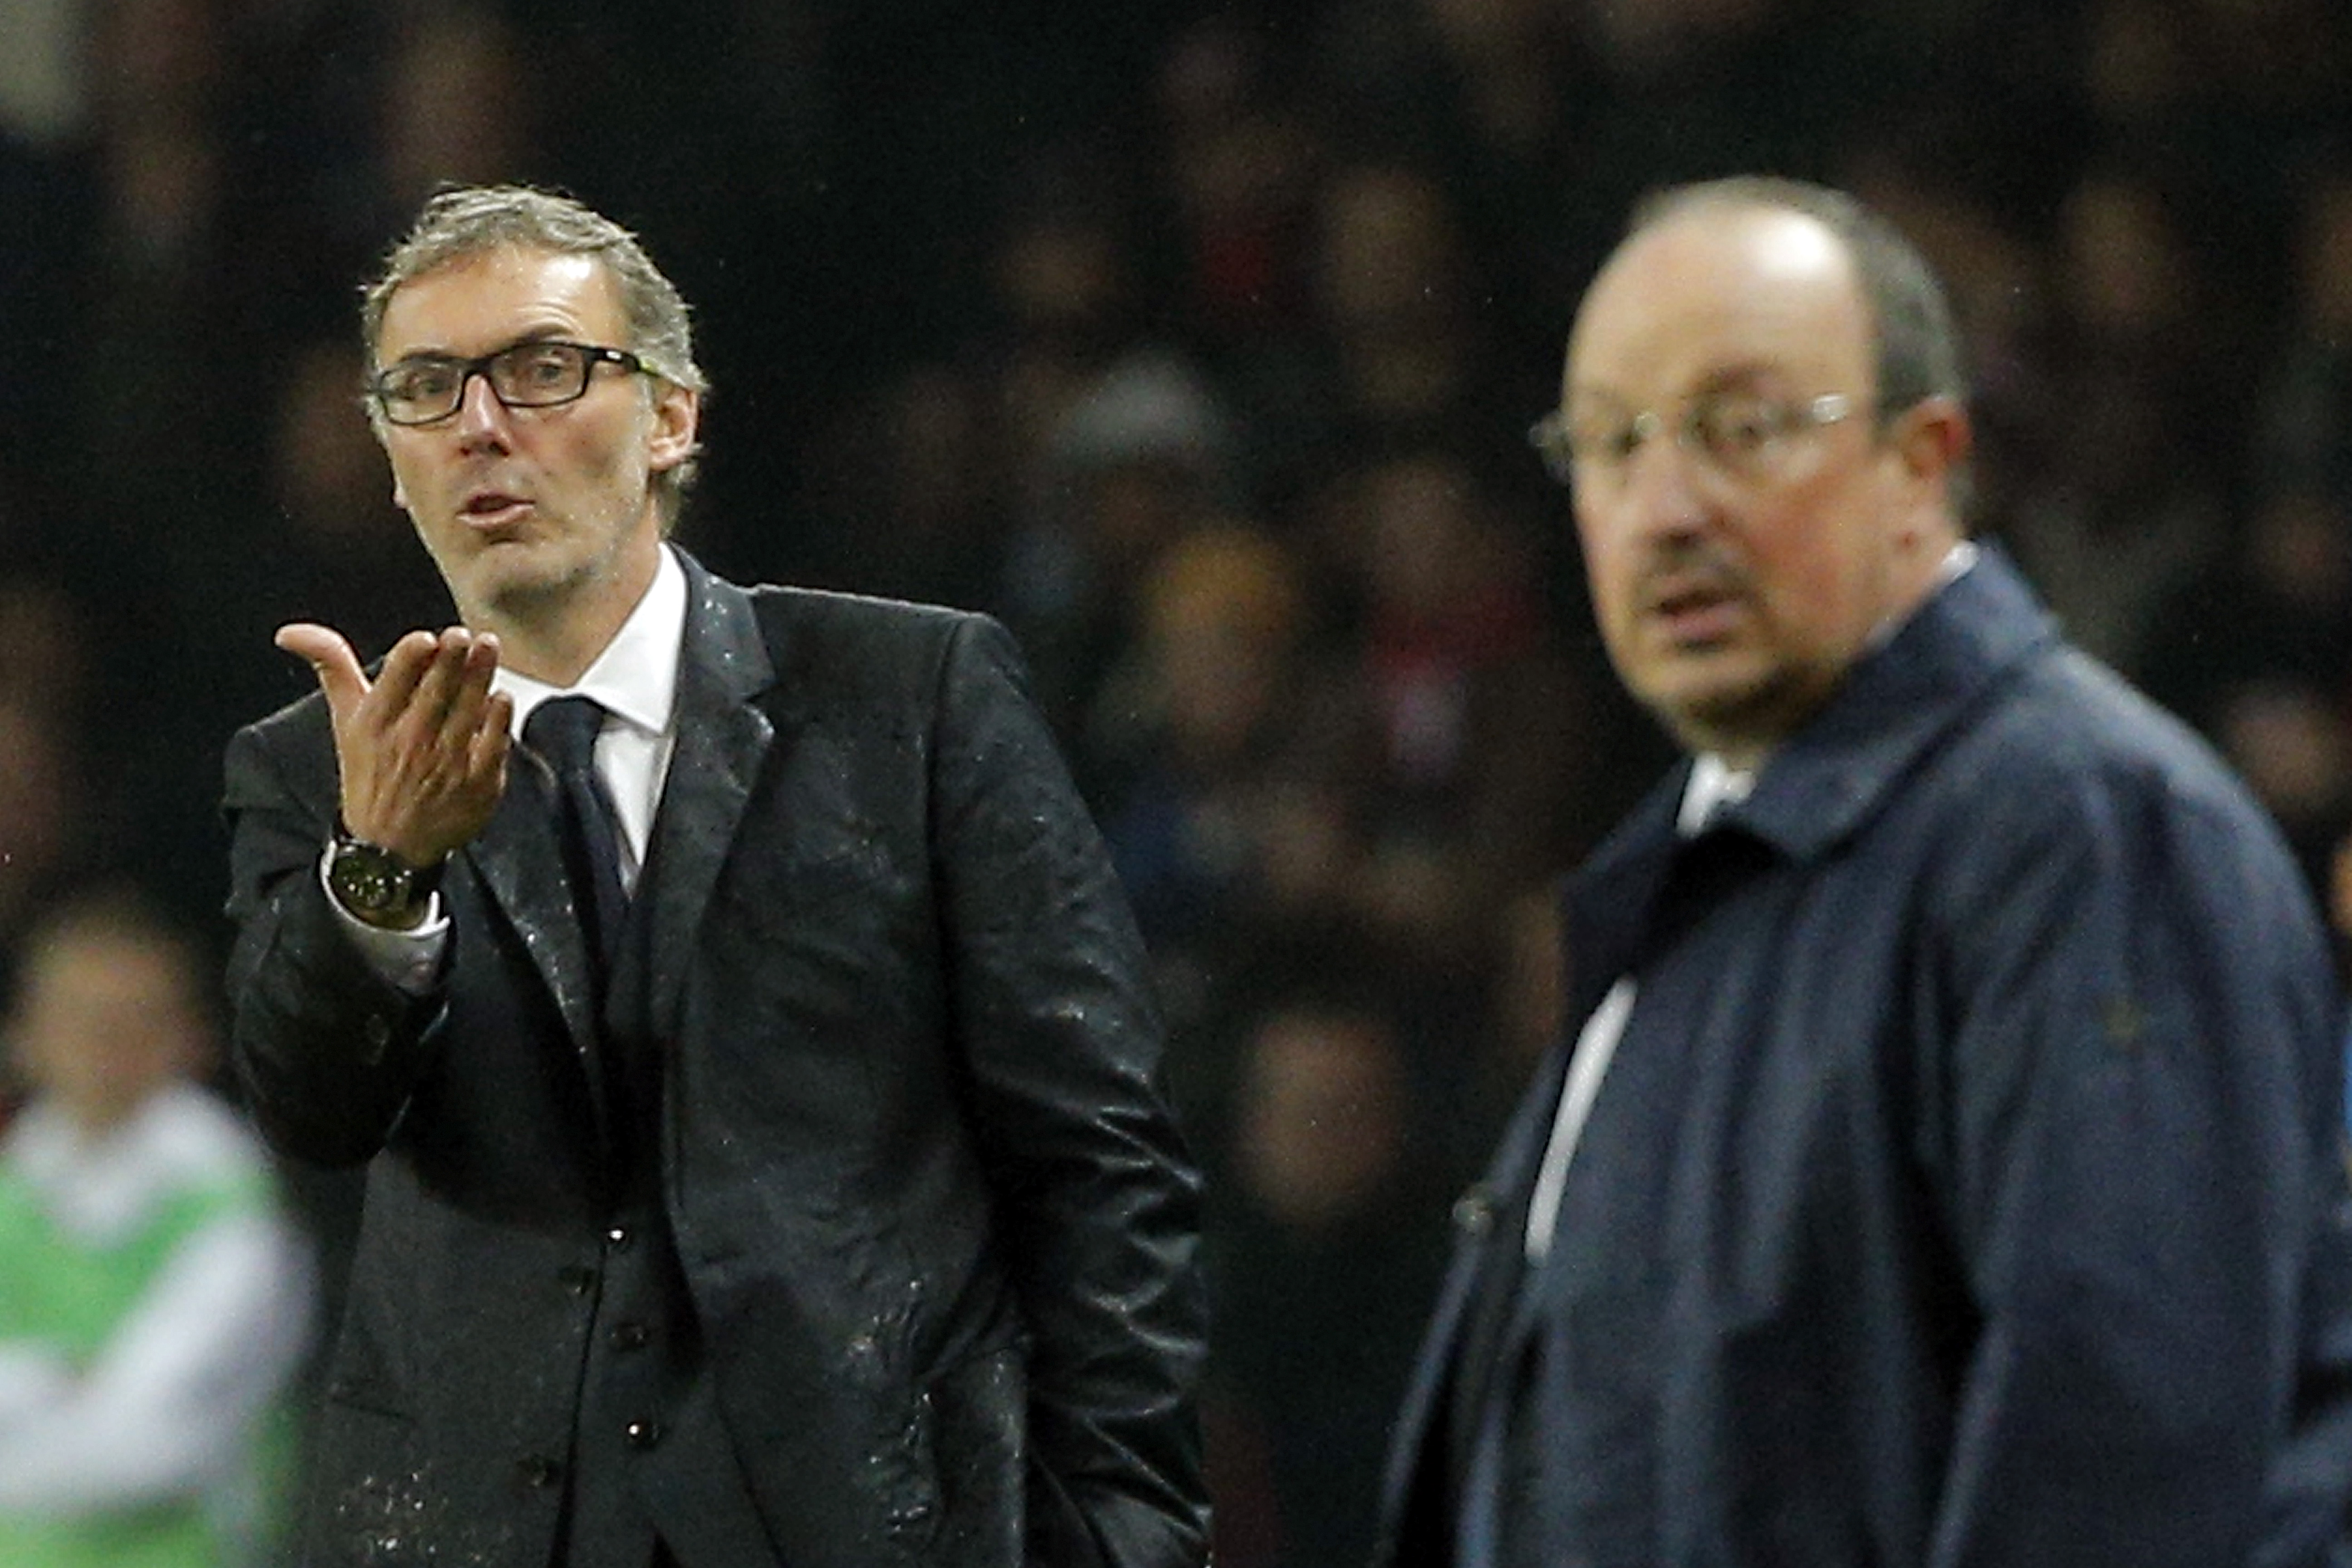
{"left": 317, "top": 845, "right": 450, "bottom": 996}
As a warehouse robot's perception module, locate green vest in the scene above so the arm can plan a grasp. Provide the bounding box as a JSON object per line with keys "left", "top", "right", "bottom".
{"left": 0, "top": 1153, "right": 286, "bottom": 1568}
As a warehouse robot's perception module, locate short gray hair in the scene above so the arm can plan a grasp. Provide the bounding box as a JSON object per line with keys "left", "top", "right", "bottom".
{"left": 361, "top": 185, "right": 709, "bottom": 524}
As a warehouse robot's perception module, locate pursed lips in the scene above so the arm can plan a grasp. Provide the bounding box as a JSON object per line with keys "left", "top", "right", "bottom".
{"left": 458, "top": 485, "right": 534, "bottom": 528}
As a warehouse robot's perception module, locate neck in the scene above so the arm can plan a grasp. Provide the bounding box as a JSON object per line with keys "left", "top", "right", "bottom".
{"left": 472, "top": 540, "right": 662, "bottom": 686}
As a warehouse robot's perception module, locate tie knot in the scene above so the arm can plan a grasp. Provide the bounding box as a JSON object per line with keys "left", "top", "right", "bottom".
{"left": 525, "top": 694, "right": 607, "bottom": 770}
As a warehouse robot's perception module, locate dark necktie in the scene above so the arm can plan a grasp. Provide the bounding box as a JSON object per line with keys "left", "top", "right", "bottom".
{"left": 524, "top": 695, "right": 627, "bottom": 978}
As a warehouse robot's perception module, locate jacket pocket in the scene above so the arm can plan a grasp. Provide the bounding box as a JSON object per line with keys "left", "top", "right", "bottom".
{"left": 888, "top": 1341, "right": 1029, "bottom": 1560}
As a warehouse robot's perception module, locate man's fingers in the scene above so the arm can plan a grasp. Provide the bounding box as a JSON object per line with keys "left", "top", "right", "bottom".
{"left": 280, "top": 622, "right": 510, "bottom": 859}
{"left": 369, "top": 628, "right": 446, "bottom": 716}
{"left": 406, "top": 629, "right": 476, "bottom": 730}
{"left": 470, "top": 691, "right": 516, "bottom": 782}
{"left": 444, "top": 631, "right": 505, "bottom": 740}
{"left": 467, "top": 630, "right": 502, "bottom": 682}
{"left": 274, "top": 623, "right": 369, "bottom": 721}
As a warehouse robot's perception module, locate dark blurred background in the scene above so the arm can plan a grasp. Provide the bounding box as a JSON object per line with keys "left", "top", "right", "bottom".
{"left": 3, "top": 0, "right": 2351, "bottom": 1562}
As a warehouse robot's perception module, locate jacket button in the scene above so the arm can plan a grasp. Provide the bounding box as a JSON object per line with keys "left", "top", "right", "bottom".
{"left": 610, "top": 1321, "right": 651, "bottom": 1351}
{"left": 1452, "top": 1185, "right": 1497, "bottom": 1237}
{"left": 624, "top": 1420, "right": 664, "bottom": 1450}
{"left": 605, "top": 1226, "right": 634, "bottom": 1252}
{"left": 516, "top": 1454, "right": 563, "bottom": 1489}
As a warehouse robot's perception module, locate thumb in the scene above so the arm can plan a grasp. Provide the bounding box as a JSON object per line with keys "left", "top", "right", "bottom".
{"left": 274, "top": 622, "right": 369, "bottom": 723}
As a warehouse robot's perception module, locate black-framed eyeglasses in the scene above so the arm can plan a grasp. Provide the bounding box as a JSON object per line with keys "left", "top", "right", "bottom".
{"left": 369, "top": 340, "right": 651, "bottom": 426}
{"left": 1529, "top": 391, "right": 1863, "bottom": 486}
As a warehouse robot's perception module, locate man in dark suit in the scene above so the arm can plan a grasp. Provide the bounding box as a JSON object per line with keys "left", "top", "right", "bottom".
{"left": 1375, "top": 176, "right": 2352, "bottom": 1567}
{"left": 223, "top": 184, "right": 1210, "bottom": 1568}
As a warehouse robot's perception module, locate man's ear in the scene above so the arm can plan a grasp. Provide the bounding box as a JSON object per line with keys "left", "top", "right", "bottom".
{"left": 1895, "top": 394, "right": 1972, "bottom": 492}
{"left": 1884, "top": 396, "right": 1973, "bottom": 555}
{"left": 647, "top": 382, "right": 701, "bottom": 475}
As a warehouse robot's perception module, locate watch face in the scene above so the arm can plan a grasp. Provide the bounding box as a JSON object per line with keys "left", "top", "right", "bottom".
{"left": 330, "top": 842, "right": 412, "bottom": 914}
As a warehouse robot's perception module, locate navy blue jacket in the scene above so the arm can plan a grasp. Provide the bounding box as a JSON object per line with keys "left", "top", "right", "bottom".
{"left": 1378, "top": 546, "right": 2352, "bottom": 1567}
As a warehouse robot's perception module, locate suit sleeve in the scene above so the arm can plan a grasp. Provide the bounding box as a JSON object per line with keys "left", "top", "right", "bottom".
{"left": 222, "top": 709, "right": 450, "bottom": 1168}
{"left": 925, "top": 615, "right": 1212, "bottom": 1568}
{"left": 1923, "top": 762, "right": 2352, "bottom": 1568}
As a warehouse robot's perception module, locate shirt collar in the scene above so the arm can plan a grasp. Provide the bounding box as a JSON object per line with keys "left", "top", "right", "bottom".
{"left": 1677, "top": 754, "right": 1754, "bottom": 836}
{"left": 497, "top": 545, "right": 687, "bottom": 739}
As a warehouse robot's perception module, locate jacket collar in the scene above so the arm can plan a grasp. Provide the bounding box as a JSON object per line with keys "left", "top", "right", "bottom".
{"left": 1559, "top": 541, "right": 2055, "bottom": 1014}
{"left": 1715, "top": 539, "right": 2054, "bottom": 860}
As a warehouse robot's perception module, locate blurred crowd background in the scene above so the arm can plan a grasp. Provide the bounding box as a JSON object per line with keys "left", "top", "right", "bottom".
{"left": 2, "top": 0, "right": 2351, "bottom": 1562}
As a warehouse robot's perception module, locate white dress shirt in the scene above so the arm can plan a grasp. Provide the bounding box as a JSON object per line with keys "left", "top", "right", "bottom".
{"left": 493, "top": 546, "right": 688, "bottom": 888}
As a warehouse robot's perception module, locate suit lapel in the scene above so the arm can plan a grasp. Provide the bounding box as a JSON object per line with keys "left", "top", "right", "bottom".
{"left": 640, "top": 555, "right": 778, "bottom": 1035}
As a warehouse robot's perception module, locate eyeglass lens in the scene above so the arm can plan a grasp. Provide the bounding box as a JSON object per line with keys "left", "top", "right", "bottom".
{"left": 376, "top": 343, "right": 599, "bottom": 424}
{"left": 1533, "top": 393, "right": 1852, "bottom": 483}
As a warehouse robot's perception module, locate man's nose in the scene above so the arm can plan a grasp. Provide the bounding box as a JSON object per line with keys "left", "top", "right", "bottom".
{"left": 451, "top": 371, "right": 513, "bottom": 448}
{"left": 1616, "top": 430, "right": 1715, "bottom": 539}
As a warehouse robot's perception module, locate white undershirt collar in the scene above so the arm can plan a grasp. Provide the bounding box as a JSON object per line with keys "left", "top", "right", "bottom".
{"left": 495, "top": 544, "right": 687, "bottom": 743}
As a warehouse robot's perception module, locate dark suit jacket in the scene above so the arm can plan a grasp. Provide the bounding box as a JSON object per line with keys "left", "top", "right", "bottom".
{"left": 224, "top": 553, "right": 1211, "bottom": 1568}
{"left": 1375, "top": 547, "right": 2352, "bottom": 1568}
